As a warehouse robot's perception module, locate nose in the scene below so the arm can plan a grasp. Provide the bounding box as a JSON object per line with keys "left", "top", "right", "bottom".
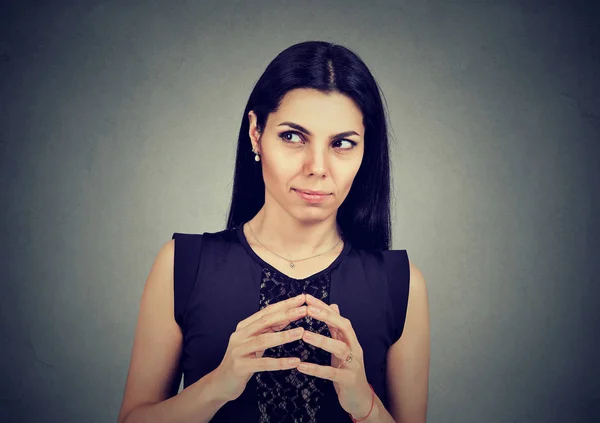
{"left": 303, "top": 145, "right": 329, "bottom": 178}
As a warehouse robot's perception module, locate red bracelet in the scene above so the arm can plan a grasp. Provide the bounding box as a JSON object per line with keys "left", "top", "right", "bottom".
{"left": 348, "top": 383, "right": 375, "bottom": 422}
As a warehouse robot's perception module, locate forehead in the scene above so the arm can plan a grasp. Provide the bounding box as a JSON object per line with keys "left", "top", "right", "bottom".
{"left": 272, "top": 88, "right": 364, "bottom": 133}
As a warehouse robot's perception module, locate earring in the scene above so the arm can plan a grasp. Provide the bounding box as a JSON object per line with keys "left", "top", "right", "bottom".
{"left": 253, "top": 149, "right": 260, "bottom": 162}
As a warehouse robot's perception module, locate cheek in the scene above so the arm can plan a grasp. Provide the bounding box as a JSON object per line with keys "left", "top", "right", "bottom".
{"left": 338, "top": 161, "right": 362, "bottom": 188}
{"left": 261, "top": 153, "right": 295, "bottom": 186}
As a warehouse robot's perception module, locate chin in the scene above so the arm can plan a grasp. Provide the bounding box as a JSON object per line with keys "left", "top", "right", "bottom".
{"left": 295, "top": 208, "right": 336, "bottom": 222}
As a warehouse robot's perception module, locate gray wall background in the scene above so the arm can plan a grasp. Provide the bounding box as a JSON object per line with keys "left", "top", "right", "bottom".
{"left": 1, "top": 0, "right": 598, "bottom": 422}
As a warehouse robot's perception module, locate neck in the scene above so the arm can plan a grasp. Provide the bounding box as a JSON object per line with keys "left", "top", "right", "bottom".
{"left": 247, "top": 206, "right": 342, "bottom": 258}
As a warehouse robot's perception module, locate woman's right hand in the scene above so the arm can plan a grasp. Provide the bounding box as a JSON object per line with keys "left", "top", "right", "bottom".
{"left": 212, "top": 293, "right": 308, "bottom": 402}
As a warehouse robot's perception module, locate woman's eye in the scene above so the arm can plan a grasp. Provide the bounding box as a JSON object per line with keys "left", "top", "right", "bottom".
{"left": 334, "top": 139, "right": 357, "bottom": 150}
{"left": 279, "top": 131, "right": 357, "bottom": 150}
{"left": 279, "top": 131, "right": 303, "bottom": 143}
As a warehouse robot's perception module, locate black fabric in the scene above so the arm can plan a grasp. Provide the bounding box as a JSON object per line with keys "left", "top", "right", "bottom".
{"left": 172, "top": 232, "right": 204, "bottom": 330}
{"left": 383, "top": 250, "right": 411, "bottom": 345}
{"left": 252, "top": 252, "right": 347, "bottom": 422}
{"left": 170, "top": 224, "right": 410, "bottom": 422}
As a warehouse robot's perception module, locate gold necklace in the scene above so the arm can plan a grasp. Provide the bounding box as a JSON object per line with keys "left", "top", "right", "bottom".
{"left": 246, "top": 222, "right": 343, "bottom": 268}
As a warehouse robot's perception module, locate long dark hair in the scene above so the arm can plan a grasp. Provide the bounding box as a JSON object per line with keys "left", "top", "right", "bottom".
{"left": 225, "top": 41, "right": 393, "bottom": 251}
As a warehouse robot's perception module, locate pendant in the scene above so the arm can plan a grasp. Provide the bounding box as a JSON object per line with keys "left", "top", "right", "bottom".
{"left": 289, "top": 262, "right": 295, "bottom": 268}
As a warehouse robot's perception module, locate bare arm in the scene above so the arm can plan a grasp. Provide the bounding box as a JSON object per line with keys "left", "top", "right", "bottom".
{"left": 117, "top": 239, "right": 229, "bottom": 423}
{"left": 385, "top": 260, "right": 430, "bottom": 423}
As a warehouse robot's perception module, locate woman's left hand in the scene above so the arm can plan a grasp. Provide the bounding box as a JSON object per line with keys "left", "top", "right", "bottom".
{"left": 296, "top": 293, "right": 373, "bottom": 419}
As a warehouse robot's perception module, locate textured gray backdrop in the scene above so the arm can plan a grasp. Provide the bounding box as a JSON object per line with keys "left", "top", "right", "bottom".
{"left": 1, "top": 0, "right": 598, "bottom": 422}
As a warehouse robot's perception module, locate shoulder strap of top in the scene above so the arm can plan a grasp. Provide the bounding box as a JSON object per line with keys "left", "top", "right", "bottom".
{"left": 383, "top": 250, "right": 411, "bottom": 344}
{"left": 171, "top": 232, "right": 205, "bottom": 330}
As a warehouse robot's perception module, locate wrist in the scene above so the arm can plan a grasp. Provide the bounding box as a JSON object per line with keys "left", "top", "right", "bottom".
{"left": 358, "top": 400, "right": 380, "bottom": 422}
{"left": 348, "top": 383, "right": 376, "bottom": 422}
{"left": 205, "top": 368, "right": 231, "bottom": 406}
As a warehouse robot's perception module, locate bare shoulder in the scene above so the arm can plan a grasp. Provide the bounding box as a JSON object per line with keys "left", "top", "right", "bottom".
{"left": 404, "top": 259, "right": 429, "bottom": 342}
{"left": 117, "top": 238, "right": 182, "bottom": 423}
{"left": 386, "top": 259, "right": 430, "bottom": 423}
{"left": 162, "top": 239, "right": 175, "bottom": 264}
{"left": 408, "top": 260, "right": 428, "bottom": 299}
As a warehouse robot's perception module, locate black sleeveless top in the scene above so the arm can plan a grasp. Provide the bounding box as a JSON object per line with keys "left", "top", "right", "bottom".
{"left": 168, "top": 224, "right": 410, "bottom": 422}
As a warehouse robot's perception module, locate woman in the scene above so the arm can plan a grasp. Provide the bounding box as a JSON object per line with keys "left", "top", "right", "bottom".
{"left": 118, "top": 41, "right": 430, "bottom": 423}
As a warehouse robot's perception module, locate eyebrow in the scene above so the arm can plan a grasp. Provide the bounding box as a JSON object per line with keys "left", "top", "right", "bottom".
{"left": 277, "top": 121, "right": 361, "bottom": 139}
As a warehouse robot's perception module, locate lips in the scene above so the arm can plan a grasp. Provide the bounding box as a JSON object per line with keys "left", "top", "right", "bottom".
{"left": 294, "top": 189, "right": 331, "bottom": 195}
{"left": 293, "top": 188, "right": 331, "bottom": 203}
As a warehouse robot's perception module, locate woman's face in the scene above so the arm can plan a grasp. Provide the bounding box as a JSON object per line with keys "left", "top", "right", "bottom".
{"left": 248, "top": 88, "right": 365, "bottom": 223}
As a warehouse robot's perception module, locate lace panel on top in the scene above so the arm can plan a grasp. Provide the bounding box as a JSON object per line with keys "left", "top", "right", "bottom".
{"left": 254, "top": 267, "right": 333, "bottom": 423}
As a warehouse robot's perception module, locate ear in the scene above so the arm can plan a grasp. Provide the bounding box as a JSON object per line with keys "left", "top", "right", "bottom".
{"left": 247, "top": 110, "right": 261, "bottom": 150}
